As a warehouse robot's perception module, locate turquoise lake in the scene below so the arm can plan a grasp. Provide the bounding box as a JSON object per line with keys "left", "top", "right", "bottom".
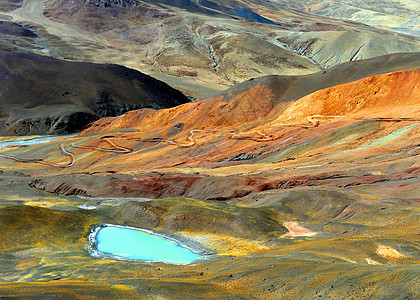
{"left": 93, "top": 225, "right": 202, "bottom": 265}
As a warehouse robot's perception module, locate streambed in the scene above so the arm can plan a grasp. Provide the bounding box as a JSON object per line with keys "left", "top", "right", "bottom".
{"left": 390, "top": 28, "right": 420, "bottom": 36}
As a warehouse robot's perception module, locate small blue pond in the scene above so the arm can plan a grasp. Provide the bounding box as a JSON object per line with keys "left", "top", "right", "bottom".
{"left": 91, "top": 225, "right": 202, "bottom": 265}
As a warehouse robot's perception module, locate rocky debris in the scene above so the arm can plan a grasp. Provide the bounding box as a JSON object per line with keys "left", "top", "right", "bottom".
{"left": 0, "top": 0, "right": 23, "bottom": 12}
{"left": 222, "top": 152, "right": 257, "bottom": 162}
{"left": 29, "top": 179, "right": 91, "bottom": 197}
{"left": 27, "top": 173, "right": 204, "bottom": 198}
{"left": 0, "top": 169, "right": 27, "bottom": 177}
{"left": 2, "top": 112, "right": 98, "bottom": 135}
{"left": 301, "top": 22, "right": 346, "bottom": 32}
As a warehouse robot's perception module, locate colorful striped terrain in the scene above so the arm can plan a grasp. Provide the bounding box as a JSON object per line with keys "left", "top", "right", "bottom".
{"left": 0, "top": 54, "right": 418, "bottom": 298}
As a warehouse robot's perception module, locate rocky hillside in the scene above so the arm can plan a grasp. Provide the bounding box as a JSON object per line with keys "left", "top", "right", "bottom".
{"left": 0, "top": 50, "right": 189, "bottom": 135}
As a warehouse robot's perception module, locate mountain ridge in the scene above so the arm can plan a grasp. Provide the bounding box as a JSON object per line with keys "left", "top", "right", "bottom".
{"left": 2, "top": 0, "right": 419, "bottom": 98}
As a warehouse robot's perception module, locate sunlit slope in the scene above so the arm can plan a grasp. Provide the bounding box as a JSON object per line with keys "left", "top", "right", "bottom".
{"left": 275, "top": 31, "right": 420, "bottom": 68}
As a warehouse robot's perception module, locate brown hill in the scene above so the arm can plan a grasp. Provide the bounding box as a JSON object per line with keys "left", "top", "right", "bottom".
{"left": 83, "top": 52, "right": 420, "bottom": 134}
{"left": 0, "top": 55, "right": 413, "bottom": 184}
{"left": 0, "top": 50, "right": 189, "bottom": 135}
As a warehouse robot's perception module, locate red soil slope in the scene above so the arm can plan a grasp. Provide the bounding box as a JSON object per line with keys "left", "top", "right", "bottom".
{"left": 83, "top": 69, "right": 420, "bottom": 135}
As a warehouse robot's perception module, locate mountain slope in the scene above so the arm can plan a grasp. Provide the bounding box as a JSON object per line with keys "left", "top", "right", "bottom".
{"left": 0, "top": 50, "right": 189, "bottom": 135}
{"left": 2, "top": 54, "right": 417, "bottom": 177}
{"left": 275, "top": 30, "right": 420, "bottom": 68}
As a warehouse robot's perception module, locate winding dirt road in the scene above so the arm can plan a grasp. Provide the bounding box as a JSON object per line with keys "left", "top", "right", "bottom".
{"left": 72, "top": 137, "right": 133, "bottom": 153}
{"left": 0, "top": 143, "right": 75, "bottom": 168}
{"left": 0, "top": 115, "right": 418, "bottom": 168}
{"left": 274, "top": 115, "right": 420, "bottom": 128}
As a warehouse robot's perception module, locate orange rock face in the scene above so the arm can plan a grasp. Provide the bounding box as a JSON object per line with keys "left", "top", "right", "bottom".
{"left": 84, "top": 69, "right": 420, "bottom": 135}
{"left": 277, "top": 70, "right": 420, "bottom": 123}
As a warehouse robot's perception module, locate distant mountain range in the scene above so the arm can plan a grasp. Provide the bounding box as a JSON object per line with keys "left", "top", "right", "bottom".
{"left": 1, "top": 0, "right": 419, "bottom": 99}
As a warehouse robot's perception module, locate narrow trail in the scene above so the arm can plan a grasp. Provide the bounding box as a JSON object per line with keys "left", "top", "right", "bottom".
{"left": 0, "top": 143, "right": 75, "bottom": 168}
{"left": 139, "top": 130, "right": 204, "bottom": 147}
{"left": 0, "top": 129, "right": 279, "bottom": 168}
{"left": 274, "top": 115, "right": 420, "bottom": 128}
{"left": 71, "top": 137, "right": 133, "bottom": 153}
{"left": 0, "top": 115, "right": 418, "bottom": 168}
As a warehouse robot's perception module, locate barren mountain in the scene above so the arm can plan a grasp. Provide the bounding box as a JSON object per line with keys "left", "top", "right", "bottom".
{"left": 1, "top": 0, "right": 419, "bottom": 98}
{"left": 0, "top": 50, "right": 189, "bottom": 135}
{"left": 300, "top": 0, "right": 420, "bottom": 29}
